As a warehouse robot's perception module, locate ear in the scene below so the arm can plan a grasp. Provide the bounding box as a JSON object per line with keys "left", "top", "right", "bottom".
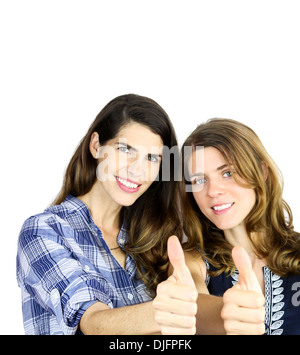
{"left": 89, "top": 132, "right": 100, "bottom": 159}
{"left": 261, "top": 162, "right": 269, "bottom": 181}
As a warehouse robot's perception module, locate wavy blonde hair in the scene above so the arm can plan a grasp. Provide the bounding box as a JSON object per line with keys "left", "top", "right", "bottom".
{"left": 182, "top": 118, "right": 300, "bottom": 276}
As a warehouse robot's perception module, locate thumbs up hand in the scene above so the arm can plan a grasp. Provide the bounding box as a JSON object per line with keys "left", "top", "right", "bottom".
{"left": 153, "top": 236, "right": 198, "bottom": 335}
{"left": 232, "top": 246, "right": 263, "bottom": 293}
{"left": 221, "top": 246, "right": 266, "bottom": 335}
{"left": 167, "top": 235, "right": 197, "bottom": 287}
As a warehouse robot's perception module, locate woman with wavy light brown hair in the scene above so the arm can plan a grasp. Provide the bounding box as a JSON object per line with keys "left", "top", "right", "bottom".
{"left": 181, "top": 118, "right": 300, "bottom": 335}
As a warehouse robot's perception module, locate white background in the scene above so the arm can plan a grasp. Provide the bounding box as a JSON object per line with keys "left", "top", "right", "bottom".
{"left": 1, "top": 0, "right": 299, "bottom": 335}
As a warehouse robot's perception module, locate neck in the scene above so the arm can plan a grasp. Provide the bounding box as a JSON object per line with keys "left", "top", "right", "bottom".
{"left": 224, "top": 223, "right": 257, "bottom": 261}
{"left": 77, "top": 183, "right": 122, "bottom": 231}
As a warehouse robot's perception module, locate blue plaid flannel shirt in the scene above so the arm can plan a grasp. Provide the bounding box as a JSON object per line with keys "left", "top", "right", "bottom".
{"left": 16, "top": 195, "right": 152, "bottom": 335}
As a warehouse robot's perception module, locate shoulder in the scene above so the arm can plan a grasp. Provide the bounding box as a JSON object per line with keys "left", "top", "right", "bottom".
{"left": 18, "top": 213, "right": 65, "bottom": 255}
{"left": 20, "top": 211, "right": 59, "bottom": 235}
{"left": 18, "top": 197, "right": 81, "bottom": 248}
{"left": 20, "top": 194, "right": 88, "bottom": 233}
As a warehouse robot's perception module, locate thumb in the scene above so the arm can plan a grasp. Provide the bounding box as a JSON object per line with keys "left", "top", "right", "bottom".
{"left": 232, "top": 246, "right": 262, "bottom": 294}
{"left": 167, "top": 235, "right": 196, "bottom": 287}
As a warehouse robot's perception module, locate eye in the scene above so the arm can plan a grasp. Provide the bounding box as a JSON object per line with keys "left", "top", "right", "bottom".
{"left": 223, "top": 171, "right": 233, "bottom": 178}
{"left": 193, "top": 177, "right": 206, "bottom": 185}
{"left": 147, "top": 154, "right": 160, "bottom": 163}
{"left": 119, "top": 146, "right": 130, "bottom": 154}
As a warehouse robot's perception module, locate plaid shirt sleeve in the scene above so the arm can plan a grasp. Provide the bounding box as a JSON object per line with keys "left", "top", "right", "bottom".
{"left": 17, "top": 214, "right": 115, "bottom": 335}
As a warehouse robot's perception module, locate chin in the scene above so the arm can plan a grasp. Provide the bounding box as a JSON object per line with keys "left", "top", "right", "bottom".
{"left": 121, "top": 200, "right": 137, "bottom": 207}
{"left": 116, "top": 194, "right": 141, "bottom": 207}
{"left": 212, "top": 220, "right": 236, "bottom": 231}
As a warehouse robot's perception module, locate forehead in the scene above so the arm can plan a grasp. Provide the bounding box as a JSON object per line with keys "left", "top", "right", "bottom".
{"left": 114, "top": 122, "right": 164, "bottom": 152}
{"left": 189, "top": 147, "right": 228, "bottom": 174}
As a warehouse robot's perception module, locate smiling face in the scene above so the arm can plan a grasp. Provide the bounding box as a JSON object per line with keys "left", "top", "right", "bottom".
{"left": 93, "top": 122, "right": 163, "bottom": 207}
{"left": 189, "top": 146, "right": 256, "bottom": 232}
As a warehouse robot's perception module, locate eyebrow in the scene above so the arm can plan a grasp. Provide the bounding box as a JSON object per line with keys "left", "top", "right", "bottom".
{"left": 216, "top": 164, "right": 229, "bottom": 171}
{"left": 190, "top": 164, "right": 229, "bottom": 178}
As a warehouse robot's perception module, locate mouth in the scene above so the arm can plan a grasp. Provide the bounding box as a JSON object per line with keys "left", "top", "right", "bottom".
{"left": 115, "top": 176, "right": 142, "bottom": 193}
{"left": 211, "top": 202, "right": 234, "bottom": 214}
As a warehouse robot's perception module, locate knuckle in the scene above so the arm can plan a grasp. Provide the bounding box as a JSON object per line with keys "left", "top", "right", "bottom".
{"left": 185, "top": 326, "right": 197, "bottom": 335}
{"left": 152, "top": 297, "right": 159, "bottom": 310}
{"left": 220, "top": 304, "right": 232, "bottom": 321}
{"left": 223, "top": 319, "right": 235, "bottom": 334}
{"left": 190, "top": 289, "right": 198, "bottom": 302}
{"left": 189, "top": 302, "right": 198, "bottom": 316}
{"left": 154, "top": 311, "right": 164, "bottom": 325}
{"left": 223, "top": 288, "right": 233, "bottom": 304}
{"left": 254, "top": 322, "right": 266, "bottom": 335}
{"left": 255, "top": 294, "right": 265, "bottom": 308}
{"left": 184, "top": 315, "right": 196, "bottom": 328}
{"left": 156, "top": 282, "right": 167, "bottom": 294}
{"left": 160, "top": 327, "right": 170, "bottom": 335}
{"left": 152, "top": 295, "right": 167, "bottom": 311}
{"left": 255, "top": 309, "right": 266, "bottom": 324}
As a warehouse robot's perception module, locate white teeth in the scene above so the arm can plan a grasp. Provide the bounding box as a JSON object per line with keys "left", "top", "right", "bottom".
{"left": 212, "top": 203, "right": 233, "bottom": 211}
{"left": 116, "top": 177, "right": 139, "bottom": 189}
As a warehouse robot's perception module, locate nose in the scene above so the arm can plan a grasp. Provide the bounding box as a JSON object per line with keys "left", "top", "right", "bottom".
{"left": 127, "top": 157, "right": 143, "bottom": 178}
{"left": 206, "top": 178, "right": 225, "bottom": 198}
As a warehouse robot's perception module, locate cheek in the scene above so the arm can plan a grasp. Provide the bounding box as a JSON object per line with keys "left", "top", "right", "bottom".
{"left": 236, "top": 183, "right": 256, "bottom": 202}
{"left": 115, "top": 155, "right": 129, "bottom": 172}
{"left": 145, "top": 162, "right": 161, "bottom": 182}
{"left": 97, "top": 152, "right": 125, "bottom": 177}
{"left": 192, "top": 192, "right": 206, "bottom": 211}
{"left": 245, "top": 189, "right": 257, "bottom": 212}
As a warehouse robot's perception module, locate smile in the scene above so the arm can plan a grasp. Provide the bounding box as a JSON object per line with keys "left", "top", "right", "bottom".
{"left": 211, "top": 202, "right": 234, "bottom": 214}
{"left": 115, "top": 176, "right": 141, "bottom": 192}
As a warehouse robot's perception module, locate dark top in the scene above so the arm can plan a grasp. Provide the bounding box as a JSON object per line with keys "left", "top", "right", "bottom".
{"left": 204, "top": 259, "right": 300, "bottom": 335}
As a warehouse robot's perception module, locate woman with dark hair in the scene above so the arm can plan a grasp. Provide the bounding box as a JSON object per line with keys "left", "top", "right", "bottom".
{"left": 16, "top": 94, "right": 187, "bottom": 335}
{"left": 180, "top": 118, "right": 300, "bottom": 334}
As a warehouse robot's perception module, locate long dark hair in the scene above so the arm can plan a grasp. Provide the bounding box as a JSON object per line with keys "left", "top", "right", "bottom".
{"left": 53, "top": 94, "right": 182, "bottom": 295}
